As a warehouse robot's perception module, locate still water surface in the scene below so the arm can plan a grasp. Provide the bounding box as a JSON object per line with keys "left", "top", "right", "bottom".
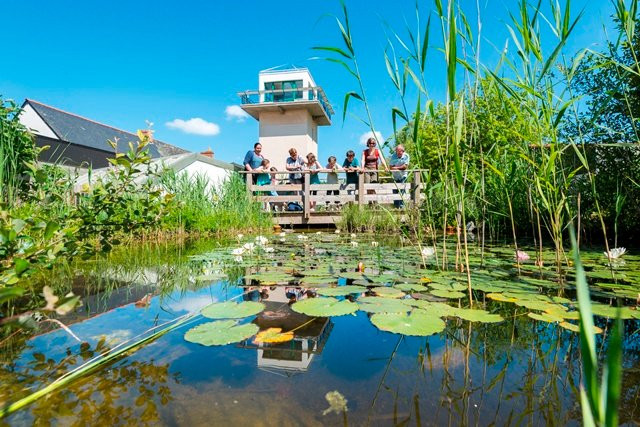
{"left": 2, "top": 234, "right": 640, "bottom": 426}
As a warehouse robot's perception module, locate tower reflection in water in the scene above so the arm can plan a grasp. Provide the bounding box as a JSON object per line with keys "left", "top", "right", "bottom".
{"left": 237, "top": 286, "right": 332, "bottom": 376}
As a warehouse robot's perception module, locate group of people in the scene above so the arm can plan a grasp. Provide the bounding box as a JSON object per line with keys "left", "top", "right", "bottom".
{"left": 243, "top": 137, "right": 410, "bottom": 208}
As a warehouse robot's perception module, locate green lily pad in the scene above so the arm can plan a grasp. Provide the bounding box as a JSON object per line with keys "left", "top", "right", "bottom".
{"left": 370, "top": 310, "right": 446, "bottom": 336}
{"left": 486, "top": 293, "right": 518, "bottom": 302}
{"left": 453, "top": 308, "right": 504, "bottom": 323}
{"left": 429, "top": 281, "right": 467, "bottom": 291}
{"left": 528, "top": 312, "right": 563, "bottom": 323}
{"left": 358, "top": 296, "right": 411, "bottom": 314}
{"left": 316, "top": 285, "right": 367, "bottom": 296}
{"left": 184, "top": 320, "right": 259, "bottom": 346}
{"left": 430, "top": 289, "right": 466, "bottom": 299}
{"left": 371, "top": 287, "right": 405, "bottom": 298}
{"left": 559, "top": 321, "right": 602, "bottom": 334}
{"left": 291, "top": 297, "right": 358, "bottom": 317}
{"left": 201, "top": 301, "right": 265, "bottom": 319}
{"left": 244, "top": 271, "right": 295, "bottom": 284}
{"left": 340, "top": 272, "right": 366, "bottom": 280}
{"left": 394, "top": 283, "right": 429, "bottom": 292}
{"left": 402, "top": 300, "right": 458, "bottom": 316}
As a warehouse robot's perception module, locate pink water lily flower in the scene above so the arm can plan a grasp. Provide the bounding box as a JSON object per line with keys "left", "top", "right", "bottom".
{"left": 515, "top": 250, "right": 530, "bottom": 262}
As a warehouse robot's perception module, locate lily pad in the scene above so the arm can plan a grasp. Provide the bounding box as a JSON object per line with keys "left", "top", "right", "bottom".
{"left": 254, "top": 328, "right": 294, "bottom": 343}
{"left": 358, "top": 296, "right": 411, "bottom": 314}
{"left": 316, "top": 285, "right": 367, "bottom": 296}
{"left": 559, "top": 321, "right": 603, "bottom": 334}
{"left": 201, "top": 301, "right": 265, "bottom": 319}
{"left": 430, "top": 289, "right": 466, "bottom": 299}
{"left": 184, "top": 320, "right": 259, "bottom": 346}
{"left": 195, "top": 273, "right": 228, "bottom": 282}
{"left": 528, "top": 312, "right": 563, "bottom": 323}
{"left": 403, "top": 300, "right": 458, "bottom": 317}
{"left": 291, "top": 297, "right": 358, "bottom": 317}
{"left": 453, "top": 308, "right": 504, "bottom": 323}
{"left": 394, "top": 283, "right": 429, "bottom": 292}
{"left": 370, "top": 310, "right": 446, "bottom": 336}
{"left": 371, "top": 287, "right": 405, "bottom": 298}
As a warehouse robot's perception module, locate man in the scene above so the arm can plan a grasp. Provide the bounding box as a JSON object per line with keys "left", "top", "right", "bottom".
{"left": 285, "top": 148, "right": 305, "bottom": 184}
{"left": 243, "top": 142, "right": 264, "bottom": 184}
{"left": 389, "top": 144, "right": 410, "bottom": 208}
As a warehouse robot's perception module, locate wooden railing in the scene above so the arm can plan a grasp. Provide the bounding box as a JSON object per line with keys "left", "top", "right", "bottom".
{"left": 240, "top": 169, "right": 424, "bottom": 219}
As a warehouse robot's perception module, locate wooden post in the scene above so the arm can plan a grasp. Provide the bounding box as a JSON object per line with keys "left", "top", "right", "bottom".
{"left": 245, "top": 173, "right": 253, "bottom": 199}
{"left": 357, "top": 171, "right": 365, "bottom": 206}
{"left": 303, "top": 172, "right": 311, "bottom": 219}
{"left": 411, "top": 170, "right": 421, "bottom": 206}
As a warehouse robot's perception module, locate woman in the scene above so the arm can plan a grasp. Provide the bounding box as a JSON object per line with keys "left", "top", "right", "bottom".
{"left": 360, "top": 137, "right": 388, "bottom": 183}
{"left": 243, "top": 142, "right": 264, "bottom": 184}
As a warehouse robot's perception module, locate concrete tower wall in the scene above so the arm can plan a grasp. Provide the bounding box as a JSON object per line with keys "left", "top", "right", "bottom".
{"left": 258, "top": 109, "right": 317, "bottom": 171}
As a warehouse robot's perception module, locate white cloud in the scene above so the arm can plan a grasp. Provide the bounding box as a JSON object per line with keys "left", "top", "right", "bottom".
{"left": 165, "top": 118, "right": 220, "bottom": 136}
{"left": 225, "top": 105, "right": 250, "bottom": 122}
{"left": 359, "top": 131, "right": 384, "bottom": 146}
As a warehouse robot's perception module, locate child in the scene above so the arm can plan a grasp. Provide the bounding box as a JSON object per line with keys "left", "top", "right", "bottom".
{"left": 256, "top": 159, "right": 271, "bottom": 186}
{"left": 342, "top": 150, "right": 360, "bottom": 194}
{"left": 306, "top": 153, "right": 322, "bottom": 210}
{"left": 326, "top": 156, "right": 340, "bottom": 201}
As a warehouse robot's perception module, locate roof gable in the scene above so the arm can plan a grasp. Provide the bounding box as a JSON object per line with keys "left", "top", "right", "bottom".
{"left": 24, "top": 99, "right": 176, "bottom": 158}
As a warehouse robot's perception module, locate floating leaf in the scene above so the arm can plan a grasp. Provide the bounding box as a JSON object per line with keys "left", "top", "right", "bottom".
{"left": 201, "top": 301, "right": 264, "bottom": 319}
{"left": 291, "top": 297, "right": 358, "bottom": 317}
{"left": 429, "top": 281, "right": 467, "bottom": 291}
{"left": 184, "top": 320, "right": 259, "bottom": 346}
{"left": 403, "top": 300, "right": 458, "bottom": 316}
{"left": 196, "top": 273, "right": 227, "bottom": 282}
{"left": 371, "top": 287, "right": 405, "bottom": 298}
{"left": 453, "top": 308, "right": 504, "bottom": 323}
{"left": 358, "top": 296, "right": 411, "bottom": 314}
{"left": 316, "top": 285, "right": 367, "bottom": 296}
{"left": 430, "top": 289, "right": 466, "bottom": 299}
{"left": 394, "top": 283, "right": 429, "bottom": 292}
{"left": 559, "top": 321, "right": 602, "bottom": 334}
{"left": 370, "top": 310, "right": 446, "bottom": 336}
{"left": 528, "top": 312, "right": 563, "bottom": 323}
{"left": 254, "top": 327, "right": 294, "bottom": 343}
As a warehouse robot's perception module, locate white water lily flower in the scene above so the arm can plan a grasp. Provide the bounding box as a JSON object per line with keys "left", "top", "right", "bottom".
{"left": 234, "top": 256, "right": 243, "bottom": 263}
{"left": 351, "top": 241, "right": 358, "bottom": 247}
{"left": 279, "top": 232, "right": 286, "bottom": 237}
{"left": 243, "top": 242, "right": 255, "bottom": 252}
{"left": 264, "top": 247, "right": 275, "bottom": 253}
{"left": 279, "top": 238, "right": 286, "bottom": 242}
{"left": 255, "top": 235, "right": 268, "bottom": 246}
{"left": 297, "top": 235, "right": 309, "bottom": 240}
{"left": 350, "top": 233, "right": 356, "bottom": 238}
{"left": 231, "top": 248, "right": 245, "bottom": 256}
{"left": 236, "top": 233, "right": 244, "bottom": 241}
{"left": 605, "top": 247, "right": 626, "bottom": 259}
{"left": 421, "top": 247, "right": 435, "bottom": 257}
{"left": 316, "top": 231, "right": 322, "bottom": 235}
{"left": 334, "top": 229, "right": 341, "bottom": 234}
{"left": 371, "top": 241, "right": 379, "bottom": 247}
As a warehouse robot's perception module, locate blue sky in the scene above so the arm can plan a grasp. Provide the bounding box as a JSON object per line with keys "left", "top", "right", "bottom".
{"left": 1, "top": 0, "right": 617, "bottom": 164}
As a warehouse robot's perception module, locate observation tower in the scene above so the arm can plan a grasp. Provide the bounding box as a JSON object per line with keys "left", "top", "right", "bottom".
{"left": 238, "top": 66, "right": 333, "bottom": 170}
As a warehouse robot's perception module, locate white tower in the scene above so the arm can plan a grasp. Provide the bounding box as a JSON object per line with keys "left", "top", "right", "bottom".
{"left": 238, "top": 67, "right": 333, "bottom": 171}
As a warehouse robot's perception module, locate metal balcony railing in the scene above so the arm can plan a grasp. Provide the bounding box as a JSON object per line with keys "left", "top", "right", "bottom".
{"left": 238, "top": 87, "right": 334, "bottom": 119}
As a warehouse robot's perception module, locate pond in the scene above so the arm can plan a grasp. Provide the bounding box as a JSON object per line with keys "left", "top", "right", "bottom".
{"left": 2, "top": 232, "right": 640, "bottom": 425}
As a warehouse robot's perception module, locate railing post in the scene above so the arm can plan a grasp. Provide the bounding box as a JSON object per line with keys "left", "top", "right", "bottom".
{"left": 303, "top": 172, "right": 311, "bottom": 219}
{"left": 245, "top": 173, "right": 253, "bottom": 199}
{"left": 357, "top": 171, "right": 365, "bottom": 206}
{"left": 411, "top": 170, "right": 421, "bottom": 206}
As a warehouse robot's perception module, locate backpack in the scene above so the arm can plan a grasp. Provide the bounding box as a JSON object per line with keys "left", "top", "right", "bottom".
{"left": 287, "top": 202, "right": 303, "bottom": 212}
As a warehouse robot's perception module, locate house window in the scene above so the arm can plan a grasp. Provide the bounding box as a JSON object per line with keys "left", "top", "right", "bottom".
{"left": 264, "top": 80, "right": 303, "bottom": 102}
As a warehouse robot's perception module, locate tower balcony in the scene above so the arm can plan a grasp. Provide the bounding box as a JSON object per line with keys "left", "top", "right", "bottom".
{"left": 238, "top": 86, "right": 333, "bottom": 126}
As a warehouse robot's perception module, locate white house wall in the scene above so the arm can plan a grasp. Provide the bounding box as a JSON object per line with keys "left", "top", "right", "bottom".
{"left": 19, "top": 104, "right": 58, "bottom": 139}
{"left": 181, "top": 161, "right": 232, "bottom": 190}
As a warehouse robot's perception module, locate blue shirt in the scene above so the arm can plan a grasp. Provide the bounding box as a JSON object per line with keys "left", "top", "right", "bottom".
{"left": 243, "top": 150, "right": 263, "bottom": 170}
{"left": 342, "top": 157, "right": 360, "bottom": 184}
{"left": 389, "top": 152, "right": 410, "bottom": 181}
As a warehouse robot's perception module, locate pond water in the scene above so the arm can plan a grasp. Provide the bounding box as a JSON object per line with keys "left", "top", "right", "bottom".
{"left": 2, "top": 232, "right": 640, "bottom": 426}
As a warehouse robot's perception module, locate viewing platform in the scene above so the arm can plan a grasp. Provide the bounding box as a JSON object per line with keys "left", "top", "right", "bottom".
{"left": 238, "top": 86, "right": 333, "bottom": 125}
{"left": 242, "top": 170, "right": 425, "bottom": 226}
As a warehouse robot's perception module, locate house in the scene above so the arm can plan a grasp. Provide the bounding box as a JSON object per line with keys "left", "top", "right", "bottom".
{"left": 73, "top": 152, "right": 241, "bottom": 193}
{"left": 19, "top": 99, "right": 187, "bottom": 168}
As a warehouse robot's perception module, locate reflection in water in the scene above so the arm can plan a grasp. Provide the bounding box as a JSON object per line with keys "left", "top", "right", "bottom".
{"left": 238, "top": 289, "right": 332, "bottom": 376}
{"left": 3, "top": 240, "right": 640, "bottom": 425}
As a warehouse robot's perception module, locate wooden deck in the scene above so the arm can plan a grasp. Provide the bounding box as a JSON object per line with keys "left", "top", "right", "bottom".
{"left": 243, "top": 170, "right": 424, "bottom": 225}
